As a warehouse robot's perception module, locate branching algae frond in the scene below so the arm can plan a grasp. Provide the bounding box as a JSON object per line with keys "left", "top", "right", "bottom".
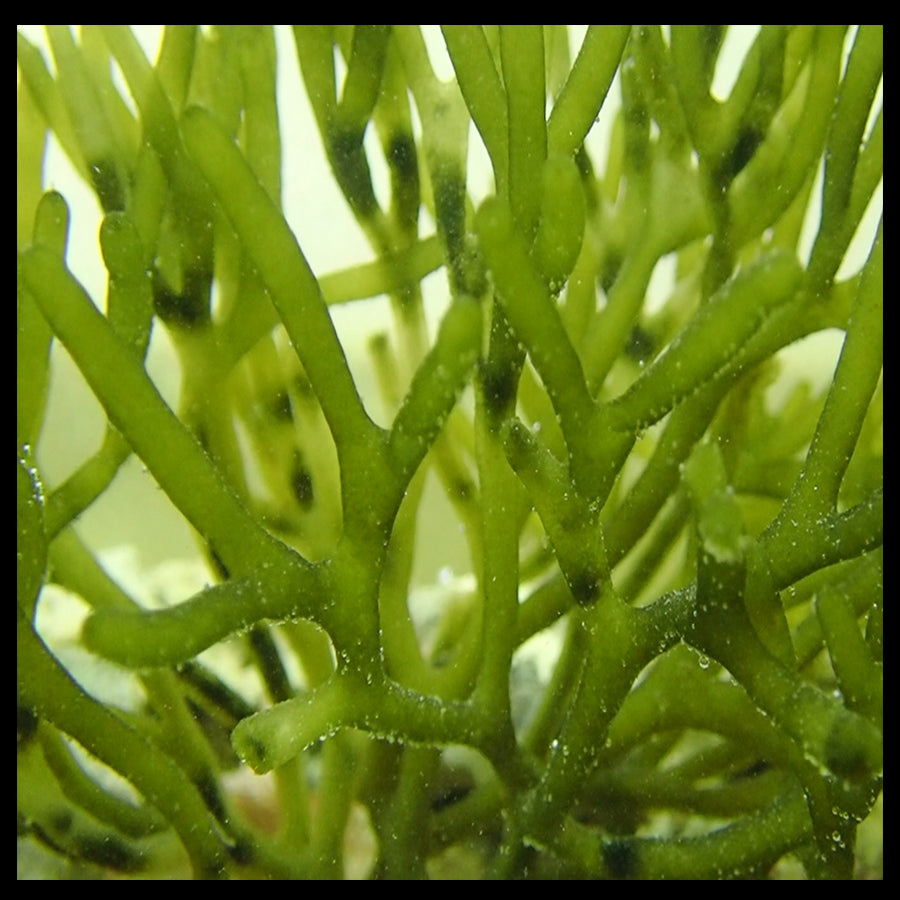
{"left": 17, "top": 26, "right": 882, "bottom": 879}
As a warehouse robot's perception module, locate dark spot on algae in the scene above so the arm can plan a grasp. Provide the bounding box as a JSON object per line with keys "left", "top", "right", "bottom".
{"left": 824, "top": 709, "right": 883, "bottom": 782}
{"left": 196, "top": 770, "right": 227, "bottom": 823}
{"left": 290, "top": 454, "right": 315, "bottom": 510}
{"left": 719, "top": 127, "right": 764, "bottom": 183}
{"left": 479, "top": 361, "right": 519, "bottom": 422}
{"left": 88, "top": 158, "right": 126, "bottom": 212}
{"left": 388, "top": 131, "right": 420, "bottom": 230}
{"left": 229, "top": 837, "right": 255, "bottom": 866}
{"left": 74, "top": 832, "right": 145, "bottom": 872}
{"left": 152, "top": 267, "right": 212, "bottom": 329}
{"left": 568, "top": 569, "right": 602, "bottom": 606}
{"left": 17, "top": 704, "right": 39, "bottom": 743}
{"left": 602, "top": 837, "right": 638, "bottom": 879}
{"left": 269, "top": 388, "right": 293, "bottom": 422}
{"left": 244, "top": 733, "right": 269, "bottom": 772}
{"left": 329, "top": 126, "right": 378, "bottom": 219}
